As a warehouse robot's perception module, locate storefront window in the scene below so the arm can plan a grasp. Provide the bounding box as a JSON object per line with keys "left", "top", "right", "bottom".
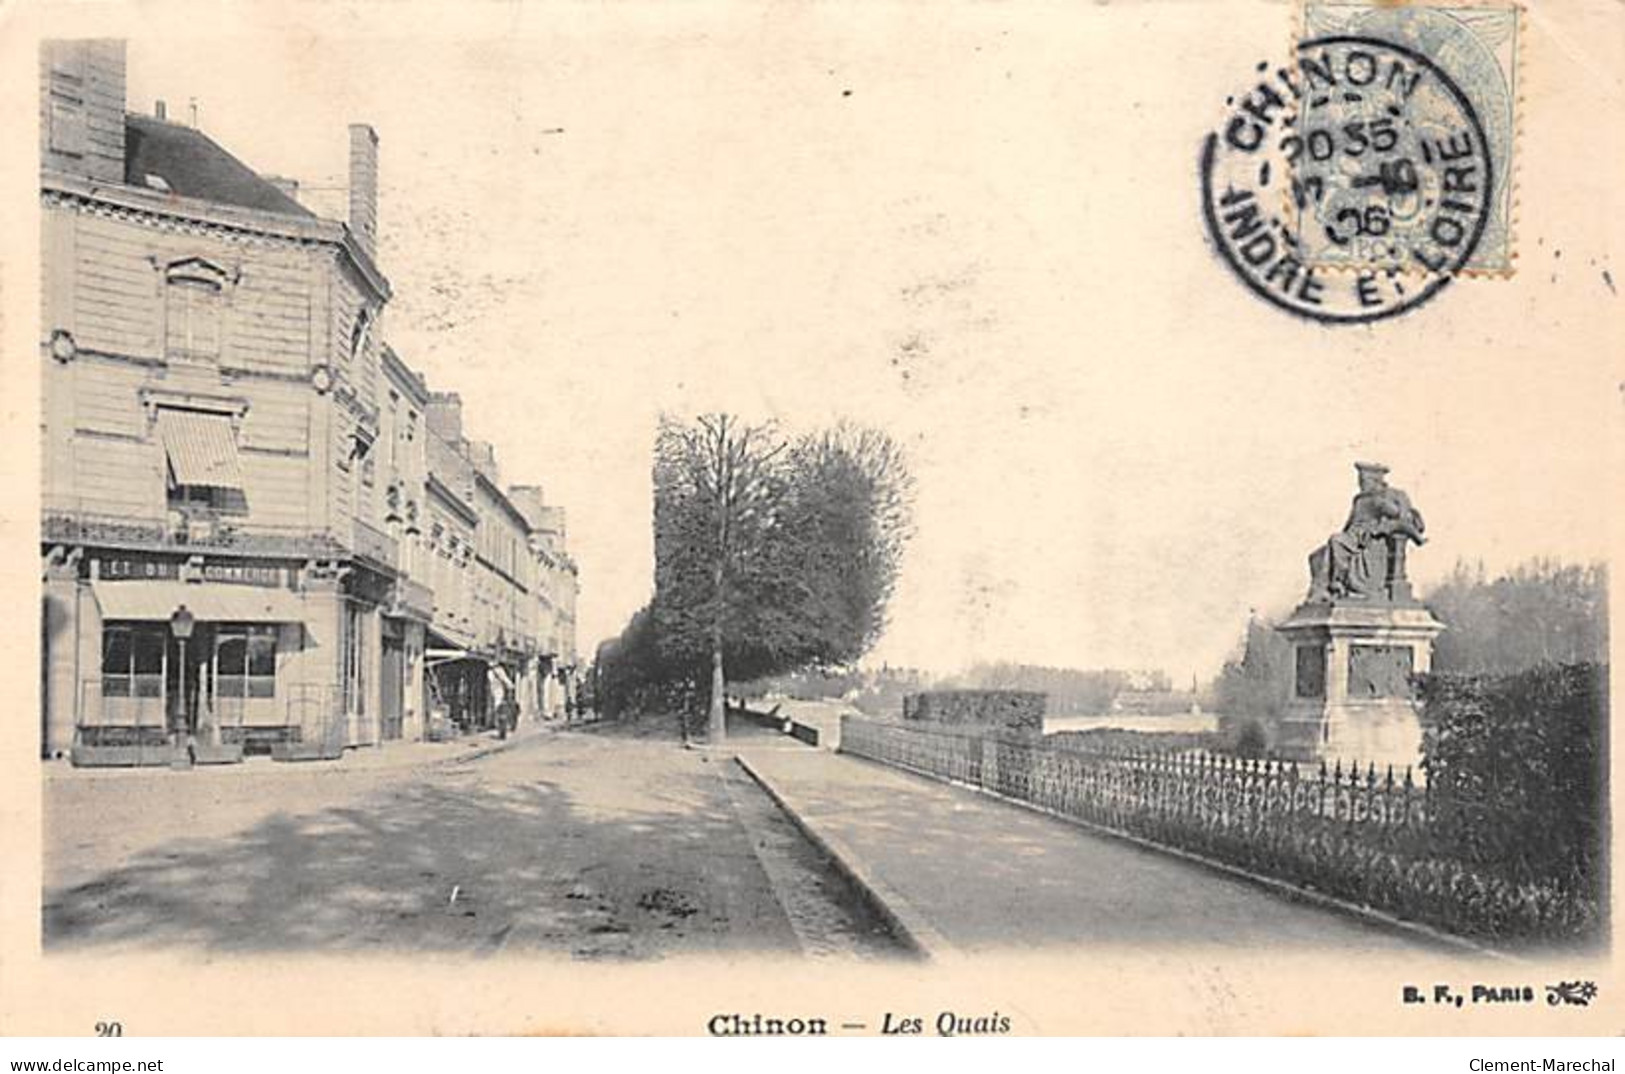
{"left": 216, "top": 623, "right": 277, "bottom": 700}
{"left": 102, "top": 623, "right": 165, "bottom": 698}
{"left": 101, "top": 629, "right": 129, "bottom": 696}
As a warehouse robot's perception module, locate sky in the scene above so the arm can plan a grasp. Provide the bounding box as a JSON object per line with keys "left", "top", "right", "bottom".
{"left": 102, "top": 2, "right": 1619, "bottom": 682}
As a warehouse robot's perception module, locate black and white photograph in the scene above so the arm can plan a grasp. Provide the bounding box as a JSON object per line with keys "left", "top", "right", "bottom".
{"left": 2, "top": 0, "right": 1621, "bottom": 1045}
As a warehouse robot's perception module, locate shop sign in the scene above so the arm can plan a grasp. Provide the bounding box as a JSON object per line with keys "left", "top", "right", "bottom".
{"left": 197, "top": 562, "right": 285, "bottom": 587}
{"left": 101, "top": 558, "right": 180, "bottom": 581}
{"left": 100, "top": 556, "right": 285, "bottom": 587}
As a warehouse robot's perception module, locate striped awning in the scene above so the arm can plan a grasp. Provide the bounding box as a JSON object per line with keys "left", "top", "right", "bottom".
{"left": 156, "top": 408, "right": 246, "bottom": 490}
{"left": 95, "top": 580, "right": 303, "bottom": 622}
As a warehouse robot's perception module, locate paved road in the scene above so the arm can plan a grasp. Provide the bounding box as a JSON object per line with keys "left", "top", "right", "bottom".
{"left": 44, "top": 722, "right": 898, "bottom": 959}
{"left": 44, "top": 731, "right": 520, "bottom": 893}
{"left": 738, "top": 747, "right": 1444, "bottom": 955}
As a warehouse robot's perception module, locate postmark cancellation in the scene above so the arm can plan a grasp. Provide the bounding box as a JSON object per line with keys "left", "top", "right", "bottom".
{"left": 1201, "top": 2, "right": 1521, "bottom": 323}
{"left": 1301, "top": 2, "right": 1520, "bottom": 276}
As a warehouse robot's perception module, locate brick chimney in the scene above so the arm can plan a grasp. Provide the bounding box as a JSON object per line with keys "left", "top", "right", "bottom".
{"left": 538, "top": 505, "right": 567, "bottom": 541}
{"left": 466, "top": 441, "right": 501, "bottom": 487}
{"left": 347, "top": 123, "right": 379, "bottom": 259}
{"left": 507, "top": 485, "right": 547, "bottom": 525}
{"left": 40, "top": 40, "right": 126, "bottom": 183}
{"left": 426, "top": 391, "right": 463, "bottom": 443}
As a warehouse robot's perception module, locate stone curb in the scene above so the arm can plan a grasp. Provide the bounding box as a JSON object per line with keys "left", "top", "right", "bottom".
{"left": 42, "top": 724, "right": 561, "bottom": 778}
{"left": 733, "top": 753, "right": 955, "bottom": 963}
{"left": 836, "top": 751, "right": 1519, "bottom": 963}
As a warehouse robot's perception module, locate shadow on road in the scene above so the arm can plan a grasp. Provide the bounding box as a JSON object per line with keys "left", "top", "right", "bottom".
{"left": 570, "top": 708, "right": 793, "bottom": 746}
{"left": 44, "top": 741, "right": 801, "bottom": 959}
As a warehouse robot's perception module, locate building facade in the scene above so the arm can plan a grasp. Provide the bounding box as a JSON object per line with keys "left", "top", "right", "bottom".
{"left": 41, "top": 38, "right": 393, "bottom": 760}
{"left": 509, "top": 488, "right": 580, "bottom": 717}
{"left": 39, "top": 40, "right": 581, "bottom": 762}
{"left": 377, "top": 346, "right": 433, "bottom": 742}
{"left": 417, "top": 396, "right": 581, "bottom": 733}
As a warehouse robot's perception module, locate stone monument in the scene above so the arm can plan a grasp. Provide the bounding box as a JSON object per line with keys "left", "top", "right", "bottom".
{"left": 1274, "top": 463, "right": 1444, "bottom": 771}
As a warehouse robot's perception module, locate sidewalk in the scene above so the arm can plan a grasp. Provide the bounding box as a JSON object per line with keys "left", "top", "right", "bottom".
{"left": 736, "top": 746, "right": 1447, "bottom": 958}
{"left": 42, "top": 719, "right": 556, "bottom": 782}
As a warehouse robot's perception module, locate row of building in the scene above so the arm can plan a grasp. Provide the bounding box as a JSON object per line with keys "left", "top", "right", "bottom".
{"left": 38, "top": 40, "right": 579, "bottom": 760}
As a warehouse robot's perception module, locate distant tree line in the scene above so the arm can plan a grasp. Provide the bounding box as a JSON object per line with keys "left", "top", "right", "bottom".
{"left": 736, "top": 667, "right": 868, "bottom": 702}
{"left": 1425, "top": 559, "right": 1608, "bottom": 674}
{"left": 732, "top": 661, "right": 1185, "bottom": 720}
{"left": 944, "top": 662, "right": 1176, "bottom": 715}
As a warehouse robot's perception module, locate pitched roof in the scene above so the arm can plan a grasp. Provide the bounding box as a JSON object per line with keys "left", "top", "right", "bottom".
{"left": 123, "top": 114, "right": 314, "bottom": 219}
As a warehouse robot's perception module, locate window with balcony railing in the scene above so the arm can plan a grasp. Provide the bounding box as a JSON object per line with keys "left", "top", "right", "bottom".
{"left": 168, "top": 483, "right": 246, "bottom": 516}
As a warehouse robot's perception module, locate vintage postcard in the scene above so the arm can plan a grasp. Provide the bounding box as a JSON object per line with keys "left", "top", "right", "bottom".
{"left": 0, "top": 0, "right": 1620, "bottom": 1039}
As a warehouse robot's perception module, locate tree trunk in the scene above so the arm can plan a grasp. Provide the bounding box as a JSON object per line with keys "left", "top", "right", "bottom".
{"left": 708, "top": 630, "right": 727, "bottom": 744}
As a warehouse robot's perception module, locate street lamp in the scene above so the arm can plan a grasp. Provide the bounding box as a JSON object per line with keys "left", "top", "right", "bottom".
{"left": 169, "top": 604, "right": 195, "bottom": 743}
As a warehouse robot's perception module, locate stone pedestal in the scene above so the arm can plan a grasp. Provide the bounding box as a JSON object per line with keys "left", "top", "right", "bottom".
{"left": 1274, "top": 601, "right": 1444, "bottom": 774}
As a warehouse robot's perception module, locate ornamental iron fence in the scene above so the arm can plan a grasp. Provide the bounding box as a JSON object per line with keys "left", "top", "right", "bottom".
{"left": 839, "top": 715, "right": 1598, "bottom": 945}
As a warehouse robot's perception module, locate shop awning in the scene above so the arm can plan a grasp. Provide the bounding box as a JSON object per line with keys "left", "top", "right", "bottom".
{"left": 94, "top": 580, "right": 303, "bottom": 622}
{"left": 156, "top": 408, "right": 246, "bottom": 490}
{"left": 425, "top": 625, "right": 475, "bottom": 651}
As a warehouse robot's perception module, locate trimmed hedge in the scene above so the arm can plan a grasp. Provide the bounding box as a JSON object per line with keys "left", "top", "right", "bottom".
{"left": 902, "top": 689, "right": 1046, "bottom": 732}
{"left": 1418, "top": 662, "right": 1607, "bottom": 937}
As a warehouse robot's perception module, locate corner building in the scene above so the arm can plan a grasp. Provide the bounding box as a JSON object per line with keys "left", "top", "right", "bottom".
{"left": 39, "top": 39, "right": 402, "bottom": 758}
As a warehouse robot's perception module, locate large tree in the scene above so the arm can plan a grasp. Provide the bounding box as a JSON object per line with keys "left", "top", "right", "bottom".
{"left": 593, "top": 602, "right": 698, "bottom": 723}
{"left": 1212, "top": 613, "right": 1294, "bottom": 724}
{"left": 652, "top": 413, "right": 914, "bottom": 743}
{"left": 778, "top": 422, "right": 915, "bottom": 660}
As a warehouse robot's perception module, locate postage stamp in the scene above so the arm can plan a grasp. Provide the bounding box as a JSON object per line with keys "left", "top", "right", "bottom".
{"left": 1200, "top": 2, "right": 1520, "bottom": 323}
{"left": 1300, "top": 2, "right": 1520, "bottom": 276}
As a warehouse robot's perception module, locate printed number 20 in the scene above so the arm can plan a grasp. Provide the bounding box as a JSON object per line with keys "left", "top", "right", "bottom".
{"left": 95, "top": 1021, "right": 122, "bottom": 1037}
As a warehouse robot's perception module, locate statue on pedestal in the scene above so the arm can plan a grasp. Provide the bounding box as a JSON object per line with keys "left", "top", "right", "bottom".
{"left": 1276, "top": 461, "right": 1444, "bottom": 770}
{"left": 1307, "top": 462, "right": 1427, "bottom": 604}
